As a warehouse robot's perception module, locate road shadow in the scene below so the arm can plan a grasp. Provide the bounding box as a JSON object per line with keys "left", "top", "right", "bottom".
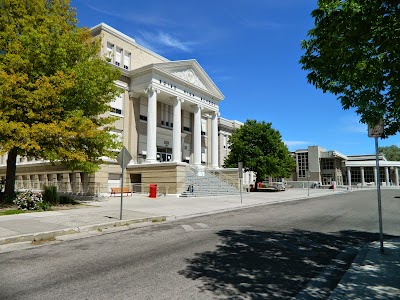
{"left": 179, "top": 229, "right": 397, "bottom": 299}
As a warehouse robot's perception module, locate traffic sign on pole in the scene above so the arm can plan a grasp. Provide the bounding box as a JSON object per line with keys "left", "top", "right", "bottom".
{"left": 117, "top": 146, "right": 132, "bottom": 170}
{"left": 368, "top": 122, "right": 383, "bottom": 138}
{"left": 117, "top": 146, "right": 132, "bottom": 220}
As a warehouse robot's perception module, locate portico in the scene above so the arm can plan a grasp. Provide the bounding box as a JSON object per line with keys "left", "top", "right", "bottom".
{"left": 129, "top": 60, "right": 223, "bottom": 168}
{"left": 345, "top": 161, "right": 400, "bottom": 187}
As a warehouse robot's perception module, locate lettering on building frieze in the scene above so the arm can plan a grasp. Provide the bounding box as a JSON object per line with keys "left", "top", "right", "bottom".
{"left": 157, "top": 78, "right": 219, "bottom": 108}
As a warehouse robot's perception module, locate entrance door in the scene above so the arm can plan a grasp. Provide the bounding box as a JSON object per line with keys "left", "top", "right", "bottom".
{"left": 157, "top": 147, "right": 172, "bottom": 162}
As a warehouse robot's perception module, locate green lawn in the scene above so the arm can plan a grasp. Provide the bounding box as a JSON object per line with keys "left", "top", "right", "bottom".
{"left": 0, "top": 209, "right": 26, "bottom": 216}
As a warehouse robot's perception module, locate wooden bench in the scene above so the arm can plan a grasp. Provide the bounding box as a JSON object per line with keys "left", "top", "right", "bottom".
{"left": 111, "top": 187, "right": 133, "bottom": 196}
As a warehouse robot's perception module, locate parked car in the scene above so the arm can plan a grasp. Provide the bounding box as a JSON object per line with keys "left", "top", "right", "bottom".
{"left": 271, "top": 182, "right": 286, "bottom": 191}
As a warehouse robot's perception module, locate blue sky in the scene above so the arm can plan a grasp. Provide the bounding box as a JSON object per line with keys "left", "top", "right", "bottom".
{"left": 72, "top": 0, "right": 399, "bottom": 156}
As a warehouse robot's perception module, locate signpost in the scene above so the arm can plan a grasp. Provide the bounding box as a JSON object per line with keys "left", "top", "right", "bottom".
{"left": 116, "top": 146, "right": 132, "bottom": 220}
{"left": 238, "top": 162, "right": 243, "bottom": 204}
{"left": 368, "top": 122, "right": 384, "bottom": 253}
{"left": 306, "top": 170, "right": 310, "bottom": 196}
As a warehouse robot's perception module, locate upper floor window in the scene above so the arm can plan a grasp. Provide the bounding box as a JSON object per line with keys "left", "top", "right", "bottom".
{"left": 140, "top": 98, "right": 148, "bottom": 122}
{"left": 106, "top": 42, "right": 114, "bottom": 63}
{"left": 201, "top": 118, "right": 207, "bottom": 136}
{"left": 161, "top": 103, "right": 173, "bottom": 128}
{"left": 110, "top": 93, "right": 123, "bottom": 116}
{"left": 321, "top": 159, "right": 334, "bottom": 170}
{"left": 183, "top": 111, "right": 191, "bottom": 132}
{"left": 115, "top": 47, "right": 122, "bottom": 67}
{"left": 124, "top": 51, "right": 131, "bottom": 70}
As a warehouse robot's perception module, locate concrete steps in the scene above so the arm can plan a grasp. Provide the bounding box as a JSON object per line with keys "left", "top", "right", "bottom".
{"left": 180, "top": 169, "right": 240, "bottom": 197}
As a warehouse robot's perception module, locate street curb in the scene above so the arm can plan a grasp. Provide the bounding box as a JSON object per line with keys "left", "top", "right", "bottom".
{"left": 166, "top": 191, "right": 349, "bottom": 222}
{"left": 327, "top": 246, "right": 370, "bottom": 300}
{"left": 0, "top": 216, "right": 167, "bottom": 245}
{"left": 292, "top": 247, "right": 360, "bottom": 300}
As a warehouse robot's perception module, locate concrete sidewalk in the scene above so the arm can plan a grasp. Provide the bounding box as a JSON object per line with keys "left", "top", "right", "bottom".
{"left": 328, "top": 239, "right": 400, "bottom": 300}
{"left": 0, "top": 188, "right": 399, "bottom": 299}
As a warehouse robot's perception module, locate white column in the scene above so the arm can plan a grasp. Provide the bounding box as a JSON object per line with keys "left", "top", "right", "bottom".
{"left": 374, "top": 167, "right": 378, "bottom": 186}
{"left": 395, "top": 167, "right": 399, "bottom": 186}
{"left": 193, "top": 104, "right": 202, "bottom": 166}
{"left": 385, "top": 167, "right": 390, "bottom": 186}
{"left": 360, "top": 167, "right": 365, "bottom": 186}
{"left": 347, "top": 167, "right": 352, "bottom": 187}
{"left": 172, "top": 97, "right": 183, "bottom": 163}
{"left": 211, "top": 111, "right": 219, "bottom": 168}
{"left": 145, "top": 84, "right": 159, "bottom": 163}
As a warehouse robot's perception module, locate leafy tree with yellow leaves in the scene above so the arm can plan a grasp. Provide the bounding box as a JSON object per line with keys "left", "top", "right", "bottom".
{"left": 0, "top": 0, "right": 121, "bottom": 199}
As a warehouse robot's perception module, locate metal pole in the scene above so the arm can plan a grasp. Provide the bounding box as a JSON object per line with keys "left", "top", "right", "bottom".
{"left": 375, "top": 137, "right": 384, "bottom": 253}
{"left": 240, "top": 179, "right": 243, "bottom": 204}
{"left": 120, "top": 118, "right": 125, "bottom": 221}
{"left": 238, "top": 162, "right": 243, "bottom": 204}
{"left": 120, "top": 151, "right": 124, "bottom": 220}
{"left": 307, "top": 171, "right": 310, "bottom": 196}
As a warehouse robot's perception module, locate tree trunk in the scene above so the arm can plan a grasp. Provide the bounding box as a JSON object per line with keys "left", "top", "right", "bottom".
{"left": 5, "top": 147, "right": 18, "bottom": 198}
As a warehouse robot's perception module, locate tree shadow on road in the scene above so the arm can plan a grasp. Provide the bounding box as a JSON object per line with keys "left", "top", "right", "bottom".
{"left": 179, "top": 229, "right": 397, "bottom": 300}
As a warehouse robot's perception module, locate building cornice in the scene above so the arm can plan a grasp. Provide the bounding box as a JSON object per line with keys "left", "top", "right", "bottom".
{"left": 90, "top": 23, "right": 169, "bottom": 63}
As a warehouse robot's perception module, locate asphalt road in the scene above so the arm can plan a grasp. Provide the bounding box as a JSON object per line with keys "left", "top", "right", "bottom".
{"left": 1, "top": 189, "right": 399, "bottom": 300}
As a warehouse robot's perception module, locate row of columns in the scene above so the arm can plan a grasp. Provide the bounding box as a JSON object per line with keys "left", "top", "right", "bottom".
{"left": 145, "top": 84, "right": 219, "bottom": 167}
{"left": 347, "top": 166, "right": 399, "bottom": 186}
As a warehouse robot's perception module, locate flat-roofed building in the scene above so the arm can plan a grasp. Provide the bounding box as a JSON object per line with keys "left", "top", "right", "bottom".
{"left": 292, "top": 146, "right": 400, "bottom": 187}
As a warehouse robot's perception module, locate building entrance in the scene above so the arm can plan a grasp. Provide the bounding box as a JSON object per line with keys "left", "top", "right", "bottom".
{"left": 157, "top": 147, "right": 172, "bottom": 162}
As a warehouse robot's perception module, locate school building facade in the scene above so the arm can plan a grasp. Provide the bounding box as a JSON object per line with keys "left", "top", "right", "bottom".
{"left": 292, "top": 146, "right": 400, "bottom": 187}
{"left": 0, "top": 23, "right": 246, "bottom": 196}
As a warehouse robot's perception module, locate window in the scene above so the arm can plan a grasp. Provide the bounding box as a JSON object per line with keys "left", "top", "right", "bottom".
{"left": 110, "top": 130, "right": 123, "bottom": 150}
{"left": 161, "top": 103, "right": 173, "bottom": 128}
{"left": 321, "top": 159, "right": 334, "bottom": 170}
{"left": 364, "top": 167, "right": 374, "bottom": 183}
{"left": 297, "top": 152, "right": 308, "bottom": 178}
{"left": 140, "top": 98, "right": 148, "bottom": 122}
{"left": 106, "top": 42, "right": 114, "bottom": 63}
{"left": 110, "top": 93, "right": 123, "bottom": 116}
{"left": 201, "top": 147, "right": 207, "bottom": 164}
{"left": 350, "top": 167, "right": 361, "bottom": 184}
{"left": 183, "top": 111, "right": 191, "bottom": 132}
{"left": 124, "top": 51, "right": 131, "bottom": 70}
{"left": 201, "top": 118, "right": 207, "bottom": 136}
{"left": 115, "top": 47, "right": 122, "bottom": 66}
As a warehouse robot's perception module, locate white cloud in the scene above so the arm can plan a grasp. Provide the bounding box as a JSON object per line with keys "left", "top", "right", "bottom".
{"left": 137, "top": 31, "right": 195, "bottom": 53}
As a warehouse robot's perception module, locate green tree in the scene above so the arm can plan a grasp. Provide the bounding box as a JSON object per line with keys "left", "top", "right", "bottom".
{"left": 300, "top": 0, "right": 400, "bottom": 137}
{"left": 378, "top": 145, "right": 400, "bottom": 161}
{"left": 224, "top": 120, "right": 295, "bottom": 183}
{"left": 0, "top": 0, "right": 121, "bottom": 199}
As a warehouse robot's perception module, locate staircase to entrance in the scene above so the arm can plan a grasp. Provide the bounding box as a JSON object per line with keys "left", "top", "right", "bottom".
{"left": 180, "top": 166, "right": 241, "bottom": 197}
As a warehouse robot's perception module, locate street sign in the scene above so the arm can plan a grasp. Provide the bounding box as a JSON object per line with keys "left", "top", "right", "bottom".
{"left": 368, "top": 122, "right": 383, "bottom": 138}
{"left": 238, "top": 162, "right": 243, "bottom": 179}
{"left": 117, "top": 146, "right": 132, "bottom": 170}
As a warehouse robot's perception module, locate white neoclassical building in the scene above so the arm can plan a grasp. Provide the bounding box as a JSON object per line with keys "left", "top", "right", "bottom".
{"left": 0, "top": 23, "right": 244, "bottom": 196}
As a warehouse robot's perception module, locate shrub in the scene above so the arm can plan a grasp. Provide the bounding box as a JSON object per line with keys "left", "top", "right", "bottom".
{"left": 38, "top": 201, "right": 52, "bottom": 211}
{"left": 13, "top": 191, "right": 43, "bottom": 210}
{"left": 59, "top": 195, "right": 77, "bottom": 205}
{"left": 42, "top": 185, "right": 59, "bottom": 205}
